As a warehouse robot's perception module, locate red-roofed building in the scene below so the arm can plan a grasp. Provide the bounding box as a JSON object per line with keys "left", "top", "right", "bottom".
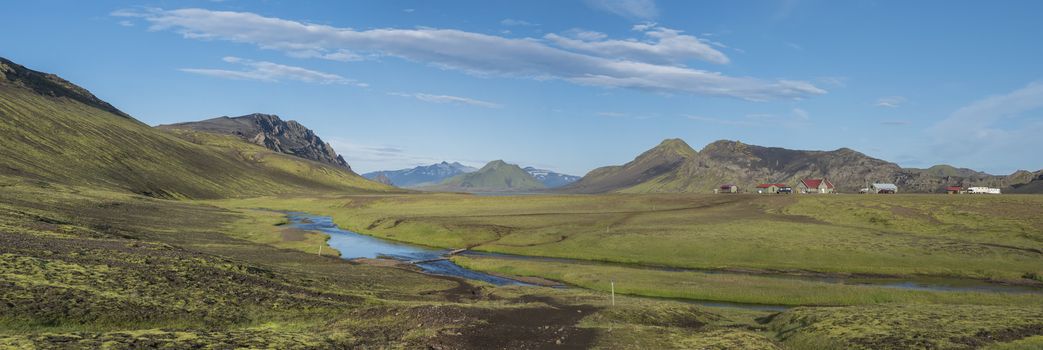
{"left": 755, "top": 183, "right": 789, "bottom": 194}
{"left": 945, "top": 186, "right": 963, "bottom": 194}
{"left": 798, "top": 178, "right": 834, "bottom": 194}
{"left": 718, "top": 184, "right": 738, "bottom": 193}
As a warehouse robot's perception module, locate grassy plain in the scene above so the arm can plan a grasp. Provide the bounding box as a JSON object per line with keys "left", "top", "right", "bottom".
{"left": 0, "top": 180, "right": 795, "bottom": 348}
{"left": 453, "top": 255, "right": 1043, "bottom": 307}
{"left": 5, "top": 181, "right": 1042, "bottom": 348}
{"left": 209, "top": 193, "right": 1043, "bottom": 283}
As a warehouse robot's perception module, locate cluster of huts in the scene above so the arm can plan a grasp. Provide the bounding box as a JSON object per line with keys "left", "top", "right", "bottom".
{"left": 716, "top": 180, "right": 1002, "bottom": 194}
{"left": 717, "top": 179, "right": 835, "bottom": 194}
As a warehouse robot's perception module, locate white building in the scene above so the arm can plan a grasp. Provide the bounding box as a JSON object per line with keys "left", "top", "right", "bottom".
{"left": 967, "top": 187, "right": 1001, "bottom": 194}
{"left": 871, "top": 183, "right": 898, "bottom": 194}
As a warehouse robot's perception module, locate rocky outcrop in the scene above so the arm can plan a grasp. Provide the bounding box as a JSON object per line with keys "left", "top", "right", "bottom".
{"left": 158, "top": 113, "right": 352, "bottom": 170}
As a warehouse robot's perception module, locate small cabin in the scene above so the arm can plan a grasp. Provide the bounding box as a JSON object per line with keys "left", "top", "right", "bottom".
{"left": 871, "top": 183, "right": 898, "bottom": 194}
{"left": 798, "top": 179, "right": 834, "bottom": 194}
{"left": 719, "top": 184, "right": 738, "bottom": 193}
{"left": 755, "top": 183, "right": 788, "bottom": 194}
{"left": 945, "top": 186, "right": 963, "bottom": 194}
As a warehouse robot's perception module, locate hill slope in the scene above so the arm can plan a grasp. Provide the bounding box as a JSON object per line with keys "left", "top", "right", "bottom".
{"left": 363, "top": 161, "right": 477, "bottom": 187}
{"left": 0, "top": 57, "right": 391, "bottom": 198}
{"left": 563, "top": 139, "right": 1042, "bottom": 194}
{"left": 561, "top": 138, "right": 697, "bottom": 193}
{"left": 422, "top": 160, "right": 545, "bottom": 192}
{"left": 158, "top": 113, "right": 351, "bottom": 170}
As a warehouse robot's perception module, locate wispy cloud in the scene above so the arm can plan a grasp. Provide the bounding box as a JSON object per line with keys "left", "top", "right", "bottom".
{"left": 327, "top": 138, "right": 485, "bottom": 173}
{"left": 286, "top": 49, "right": 365, "bottom": 62}
{"left": 118, "top": 20, "right": 135, "bottom": 27}
{"left": 597, "top": 111, "right": 654, "bottom": 120}
{"left": 876, "top": 96, "right": 907, "bottom": 108}
{"left": 180, "top": 56, "right": 364, "bottom": 86}
{"left": 881, "top": 120, "right": 911, "bottom": 126}
{"left": 584, "top": 0, "right": 659, "bottom": 20}
{"left": 929, "top": 83, "right": 1043, "bottom": 172}
{"left": 686, "top": 108, "right": 812, "bottom": 127}
{"left": 389, "top": 92, "right": 502, "bottom": 108}
{"left": 544, "top": 23, "right": 729, "bottom": 65}
{"left": 500, "top": 18, "right": 538, "bottom": 27}
{"left": 816, "top": 76, "right": 847, "bottom": 88}
{"left": 114, "top": 8, "right": 825, "bottom": 101}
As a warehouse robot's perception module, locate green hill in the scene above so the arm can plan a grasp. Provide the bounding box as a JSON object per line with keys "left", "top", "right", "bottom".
{"left": 423, "top": 160, "right": 545, "bottom": 192}
{"left": 0, "top": 57, "right": 392, "bottom": 198}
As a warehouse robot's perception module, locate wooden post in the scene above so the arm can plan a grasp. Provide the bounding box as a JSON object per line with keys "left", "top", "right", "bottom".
{"left": 611, "top": 281, "right": 615, "bottom": 306}
{"left": 318, "top": 244, "right": 323, "bottom": 256}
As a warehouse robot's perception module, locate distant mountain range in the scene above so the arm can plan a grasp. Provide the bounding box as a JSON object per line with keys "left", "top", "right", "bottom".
{"left": 561, "top": 138, "right": 1043, "bottom": 194}
{"left": 523, "top": 167, "right": 580, "bottom": 188}
{"left": 420, "top": 160, "right": 546, "bottom": 192}
{"left": 365, "top": 162, "right": 579, "bottom": 189}
{"left": 158, "top": 113, "right": 352, "bottom": 170}
{"left": 363, "top": 161, "right": 477, "bottom": 187}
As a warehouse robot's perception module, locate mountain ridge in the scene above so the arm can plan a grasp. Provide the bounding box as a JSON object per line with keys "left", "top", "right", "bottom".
{"left": 0, "top": 57, "right": 390, "bottom": 199}
{"left": 422, "top": 160, "right": 545, "bottom": 192}
{"left": 562, "top": 138, "right": 1043, "bottom": 194}
{"left": 0, "top": 56, "right": 132, "bottom": 119}
{"left": 158, "top": 114, "right": 352, "bottom": 170}
{"left": 363, "top": 161, "right": 477, "bottom": 188}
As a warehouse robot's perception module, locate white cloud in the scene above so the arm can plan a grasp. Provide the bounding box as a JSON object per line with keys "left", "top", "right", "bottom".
{"left": 180, "top": 56, "right": 364, "bottom": 85}
{"left": 686, "top": 108, "right": 812, "bottom": 127}
{"left": 118, "top": 20, "right": 135, "bottom": 27}
{"left": 930, "top": 83, "right": 1043, "bottom": 172}
{"left": 596, "top": 111, "right": 653, "bottom": 120}
{"left": 584, "top": 0, "right": 659, "bottom": 20}
{"left": 792, "top": 108, "right": 809, "bottom": 120}
{"left": 880, "top": 120, "right": 911, "bottom": 126}
{"left": 500, "top": 18, "right": 538, "bottom": 27}
{"left": 327, "top": 138, "right": 488, "bottom": 173}
{"left": 545, "top": 24, "right": 729, "bottom": 65}
{"left": 875, "top": 96, "right": 907, "bottom": 108}
{"left": 115, "top": 8, "right": 825, "bottom": 101}
{"left": 817, "top": 76, "right": 848, "bottom": 87}
{"left": 403, "top": 8, "right": 415, "bottom": 13}
{"left": 390, "top": 92, "right": 502, "bottom": 108}
{"left": 287, "top": 49, "right": 364, "bottom": 62}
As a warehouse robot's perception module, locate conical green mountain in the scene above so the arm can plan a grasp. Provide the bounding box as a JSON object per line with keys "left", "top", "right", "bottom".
{"left": 561, "top": 138, "right": 697, "bottom": 194}
{"left": 424, "top": 160, "right": 545, "bottom": 192}
{"left": 0, "top": 57, "right": 392, "bottom": 199}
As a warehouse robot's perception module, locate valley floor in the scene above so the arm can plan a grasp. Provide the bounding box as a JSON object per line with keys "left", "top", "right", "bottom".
{"left": 2, "top": 179, "right": 1042, "bottom": 349}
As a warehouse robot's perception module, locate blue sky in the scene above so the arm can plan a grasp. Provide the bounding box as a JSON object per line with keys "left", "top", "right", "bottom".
{"left": 3, "top": 0, "right": 1042, "bottom": 175}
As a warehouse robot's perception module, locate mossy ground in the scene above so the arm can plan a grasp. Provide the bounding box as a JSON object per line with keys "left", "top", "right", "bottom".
{"left": 196, "top": 192, "right": 1043, "bottom": 349}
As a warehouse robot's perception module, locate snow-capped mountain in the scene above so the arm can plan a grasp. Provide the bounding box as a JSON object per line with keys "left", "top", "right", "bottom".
{"left": 523, "top": 167, "right": 580, "bottom": 188}
{"left": 363, "top": 161, "right": 478, "bottom": 187}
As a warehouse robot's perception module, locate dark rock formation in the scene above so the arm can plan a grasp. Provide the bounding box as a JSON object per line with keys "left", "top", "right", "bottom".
{"left": 159, "top": 113, "right": 351, "bottom": 170}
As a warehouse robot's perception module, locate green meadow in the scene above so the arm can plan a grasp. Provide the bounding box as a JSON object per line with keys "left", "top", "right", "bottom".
{"left": 208, "top": 193, "right": 1043, "bottom": 283}
{"left": 5, "top": 180, "right": 1043, "bottom": 348}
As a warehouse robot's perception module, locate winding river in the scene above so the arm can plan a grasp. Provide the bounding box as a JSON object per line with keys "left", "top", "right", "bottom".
{"left": 286, "top": 212, "right": 1041, "bottom": 310}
